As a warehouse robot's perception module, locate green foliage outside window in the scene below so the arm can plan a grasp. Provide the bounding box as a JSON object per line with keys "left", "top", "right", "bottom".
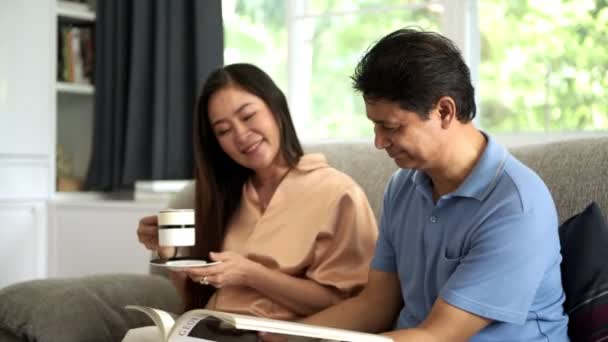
{"left": 304, "top": 1, "right": 440, "bottom": 139}
{"left": 479, "top": 0, "right": 608, "bottom": 132}
{"left": 223, "top": 0, "right": 288, "bottom": 90}
{"left": 225, "top": 0, "right": 607, "bottom": 138}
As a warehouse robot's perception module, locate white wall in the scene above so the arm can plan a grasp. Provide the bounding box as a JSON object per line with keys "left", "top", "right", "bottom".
{"left": 0, "top": 0, "right": 54, "bottom": 287}
{"left": 48, "top": 198, "right": 167, "bottom": 278}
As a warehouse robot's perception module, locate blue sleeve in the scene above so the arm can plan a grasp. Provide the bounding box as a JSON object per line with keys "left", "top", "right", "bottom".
{"left": 440, "top": 208, "right": 560, "bottom": 324}
{"left": 370, "top": 173, "right": 398, "bottom": 273}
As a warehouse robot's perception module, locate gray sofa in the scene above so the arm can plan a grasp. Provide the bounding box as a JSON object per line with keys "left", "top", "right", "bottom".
{"left": 1, "top": 137, "right": 607, "bottom": 341}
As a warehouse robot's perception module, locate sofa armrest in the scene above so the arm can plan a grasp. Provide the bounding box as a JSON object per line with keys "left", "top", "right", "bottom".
{"left": 0, "top": 328, "right": 21, "bottom": 342}
{"left": 0, "top": 274, "right": 181, "bottom": 342}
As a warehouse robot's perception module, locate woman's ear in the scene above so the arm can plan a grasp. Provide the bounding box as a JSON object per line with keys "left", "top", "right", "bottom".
{"left": 435, "top": 96, "right": 457, "bottom": 129}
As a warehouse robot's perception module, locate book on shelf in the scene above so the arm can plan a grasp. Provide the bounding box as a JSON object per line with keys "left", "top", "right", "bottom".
{"left": 57, "top": 23, "right": 94, "bottom": 85}
{"left": 125, "top": 305, "right": 393, "bottom": 342}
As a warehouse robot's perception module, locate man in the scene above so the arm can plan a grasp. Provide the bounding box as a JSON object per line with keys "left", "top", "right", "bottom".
{"left": 263, "top": 28, "right": 569, "bottom": 341}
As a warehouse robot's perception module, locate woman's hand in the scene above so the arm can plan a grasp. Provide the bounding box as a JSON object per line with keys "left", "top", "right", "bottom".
{"left": 136, "top": 215, "right": 175, "bottom": 258}
{"left": 184, "top": 251, "right": 263, "bottom": 288}
{"left": 258, "top": 332, "right": 288, "bottom": 342}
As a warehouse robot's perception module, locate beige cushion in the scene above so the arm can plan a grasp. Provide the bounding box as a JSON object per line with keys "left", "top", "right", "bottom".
{"left": 169, "top": 137, "right": 608, "bottom": 225}
{"left": 511, "top": 137, "right": 608, "bottom": 223}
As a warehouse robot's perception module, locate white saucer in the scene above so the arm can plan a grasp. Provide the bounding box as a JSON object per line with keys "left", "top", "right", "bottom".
{"left": 150, "top": 258, "right": 221, "bottom": 270}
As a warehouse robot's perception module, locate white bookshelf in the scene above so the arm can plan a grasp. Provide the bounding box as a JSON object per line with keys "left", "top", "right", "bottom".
{"left": 56, "top": 81, "right": 94, "bottom": 95}
{"left": 57, "top": 1, "right": 95, "bottom": 21}
{"left": 55, "top": 0, "right": 96, "bottom": 191}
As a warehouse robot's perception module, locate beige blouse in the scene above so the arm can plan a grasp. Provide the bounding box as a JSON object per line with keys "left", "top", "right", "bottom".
{"left": 205, "top": 153, "right": 378, "bottom": 320}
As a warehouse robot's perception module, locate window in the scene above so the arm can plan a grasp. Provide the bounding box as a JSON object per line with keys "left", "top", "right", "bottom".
{"left": 288, "top": 0, "right": 442, "bottom": 139}
{"left": 223, "top": 0, "right": 288, "bottom": 91}
{"left": 478, "top": 0, "right": 608, "bottom": 132}
{"left": 223, "top": 0, "right": 608, "bottom": 140}
{"left": 224, "top": 0, "right": 442, "bottom": 140}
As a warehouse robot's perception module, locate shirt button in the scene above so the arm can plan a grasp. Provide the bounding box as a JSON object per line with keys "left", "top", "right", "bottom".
{"left": 430, "top": 216, "right": 438, "bottom": 223}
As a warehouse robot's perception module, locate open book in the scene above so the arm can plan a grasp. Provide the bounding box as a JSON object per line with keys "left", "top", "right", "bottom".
{"left": 126, "top": 305, "right": 392, "bottom": 342}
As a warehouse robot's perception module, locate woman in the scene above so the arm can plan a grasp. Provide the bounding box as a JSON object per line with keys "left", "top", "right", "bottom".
{"left": 132, "top": 63, "right": 377, "bottom": 339}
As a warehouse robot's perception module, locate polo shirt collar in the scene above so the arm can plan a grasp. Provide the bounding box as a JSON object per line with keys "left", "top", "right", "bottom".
{"left": 413, "top": 133, "right": 508, "bottom": 201}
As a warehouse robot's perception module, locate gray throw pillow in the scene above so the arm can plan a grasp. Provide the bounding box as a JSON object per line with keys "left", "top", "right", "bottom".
{"left": 0, "top": 274, "right": 181, "bottom": 342}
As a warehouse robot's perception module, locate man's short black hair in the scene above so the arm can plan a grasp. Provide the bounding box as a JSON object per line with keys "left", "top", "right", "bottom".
{"left": 352, "top": 27, "right": 476, "bottom": 122}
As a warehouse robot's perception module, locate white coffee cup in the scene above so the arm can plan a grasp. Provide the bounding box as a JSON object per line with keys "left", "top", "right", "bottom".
{"left": 157, "top": 209, "right": 195, "bottom": 247}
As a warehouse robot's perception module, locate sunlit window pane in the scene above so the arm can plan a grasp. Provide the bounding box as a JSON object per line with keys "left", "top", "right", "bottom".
{"left": 478, "top": 0, "right": 608, "bottom": 132}
{"left": 222, "top": 0, "right": 288, "bottom": 91}
{"left": 297, "top": 1, "right": 442, "bottom": 139}
{"left": 303, "top": 0, "right": 438, "bottom": 15}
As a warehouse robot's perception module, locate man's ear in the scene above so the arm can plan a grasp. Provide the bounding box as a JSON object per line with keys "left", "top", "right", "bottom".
{"left": 435, "top": 96, "right": 457, "bottom": 129}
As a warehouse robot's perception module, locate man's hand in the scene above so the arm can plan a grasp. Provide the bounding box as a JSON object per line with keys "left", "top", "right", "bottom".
{"left": 297, "top": 270, "right": 402, "bottom": 333}
{"left": 384, "top": 298, "right": 492, "bottom": 341}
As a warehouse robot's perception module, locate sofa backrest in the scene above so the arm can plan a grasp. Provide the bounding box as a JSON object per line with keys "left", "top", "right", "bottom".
{"left": 510, "top": 137, "right": 608, "bottom": 224}
{"left": 307, "top": 137, "right": 608, "bottom": 224}
{"left": 170, "top": 136, "right": 608, "bottom": 225}
{"left": 168, "top": 142, "right": 398, "bottom": 222}
{"left": 304, "top": 141, "right": 396, "bottom": 221}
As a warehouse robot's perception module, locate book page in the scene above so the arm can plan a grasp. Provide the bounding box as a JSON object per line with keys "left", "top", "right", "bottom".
{"left": 169, "top": 313, "right": 259, "bottom": 342}
{"left": 173, "top": 309, "right": 391, "bottom": 342}
{"left": 125, "top": 305, "right": 177, "bottom": 341}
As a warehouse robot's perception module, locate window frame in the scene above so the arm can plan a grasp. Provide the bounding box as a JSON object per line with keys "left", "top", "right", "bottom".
{"left": 280, "top": 0, "right": 607, "bottom": 142}
{"left": 285, "top": 0, "right": 479, "bottom": 139}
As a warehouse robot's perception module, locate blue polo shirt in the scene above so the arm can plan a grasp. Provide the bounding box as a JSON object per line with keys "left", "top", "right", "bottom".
{"left": 371, "top": 134, "right": 569, "bottom": 340}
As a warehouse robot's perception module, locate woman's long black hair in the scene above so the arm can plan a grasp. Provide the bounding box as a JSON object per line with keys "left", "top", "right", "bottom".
{"left": 186, "top": 63, "right": 303, "bottom": 309}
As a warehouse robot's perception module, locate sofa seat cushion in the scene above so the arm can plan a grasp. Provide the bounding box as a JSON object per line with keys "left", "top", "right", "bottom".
{"left": 0, "top": 274, "right": 180, "bottom": 342}
{"left": 559, "top": 202, "right": 608, "bottom": 341}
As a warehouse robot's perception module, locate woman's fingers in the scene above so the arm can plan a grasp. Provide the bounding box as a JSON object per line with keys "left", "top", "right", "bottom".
{"left": 157, "top": 246, "right": 176, "bottom": 259}
{"left": 185, "top": 264, "right": 219, "bottom": 278}
{"left": 258, "top": 332, "right": 288, "bottom": 342}
{"left": 137, "top": 215, "right": 160, "bottom": 250}
{"left": 185, "top": 265, "right": 224, "bottom": 287}
{"left": 188, "top": 273, "right": 220, "bottom": 287}
{"left": 140, "top": 215, "right": 158, "bottom": 225}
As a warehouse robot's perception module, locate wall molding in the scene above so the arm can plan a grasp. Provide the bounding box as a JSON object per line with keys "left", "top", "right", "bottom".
{"left": 0, "top": 156, "right": 51, "bottom": 199}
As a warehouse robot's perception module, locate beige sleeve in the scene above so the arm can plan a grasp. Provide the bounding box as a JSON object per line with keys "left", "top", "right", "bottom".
{"left": 305, "top": 183, "right": 379, "bottom": 297}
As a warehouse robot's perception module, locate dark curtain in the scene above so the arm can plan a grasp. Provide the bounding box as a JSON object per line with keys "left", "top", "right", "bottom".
{"left": 84, "top": 0, "right": 223, "bottom": 191}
